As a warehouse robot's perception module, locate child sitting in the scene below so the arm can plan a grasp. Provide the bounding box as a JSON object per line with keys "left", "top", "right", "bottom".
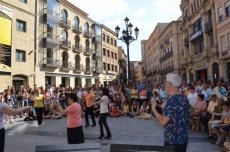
{"left": 110, "top": 103, "right": 122, "bottom": 117}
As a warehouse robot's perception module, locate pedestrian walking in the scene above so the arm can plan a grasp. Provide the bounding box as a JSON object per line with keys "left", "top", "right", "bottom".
{"left": 94, "top": 88, "right": 112, "bottom": 139}
{"left": 56, "top": 93, "right": 84, "bottom": 144}
{"left": 151, "top": 73, "right": 190, "bottom": 152}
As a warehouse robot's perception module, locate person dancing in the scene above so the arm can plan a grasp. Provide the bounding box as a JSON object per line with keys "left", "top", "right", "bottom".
{"left": 94, "top": 88, "right": 112, "bottom": 139}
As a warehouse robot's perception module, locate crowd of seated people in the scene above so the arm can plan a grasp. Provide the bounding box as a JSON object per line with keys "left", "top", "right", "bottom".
{"left": 2, "top": 79, "right": 230, "bottom": 149}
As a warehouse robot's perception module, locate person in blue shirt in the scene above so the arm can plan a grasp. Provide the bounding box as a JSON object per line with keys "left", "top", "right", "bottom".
{"left": 151, "top": 73, "right": 190, "bottom": 152}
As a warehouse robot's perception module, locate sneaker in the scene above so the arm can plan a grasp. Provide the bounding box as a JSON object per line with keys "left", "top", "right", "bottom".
{"left": 104, "top": 136, "right": 112, "bottom": 139}
{"left": 84, "top": 124, "right": 90, "bottom": 128}
{"left": 97, "top": 136, "right": 104, "bottom": 139}
{"left": 38, "top": 124, "right": 43, "bottom": 127}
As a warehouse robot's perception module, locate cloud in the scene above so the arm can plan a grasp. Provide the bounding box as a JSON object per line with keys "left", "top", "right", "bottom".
{"left": 151, "top": 0, "right": 181, "bottom": 21}
{"left": 134, "top": 8, "right": 148, "bottom": 19}
{"left": 66, "top": 0, "right": 182, "bottom": 60}
{"left": 67, "top": 0, "right": 129, "bottom": 22}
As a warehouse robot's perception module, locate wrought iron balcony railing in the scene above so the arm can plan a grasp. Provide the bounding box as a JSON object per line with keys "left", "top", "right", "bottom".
{"left": 72, "top": 25, "right": 82, "bottom": 34}
{"left": 60, "top": 39, "right": 71, "bottom": 49}
{"left": 72, "top": 44, "right": 83, "bottom": 53}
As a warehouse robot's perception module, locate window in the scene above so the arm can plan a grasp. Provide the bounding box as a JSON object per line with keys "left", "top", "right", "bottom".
{"left": 74, "top": 17, "right": 79, "bottom": 28}
{"left": 103, "top": 48, "right": 106, "bottom": 56}
{"left": 218, "top": 7, "right": 223, "bottom": 21}
{"left": 114, "top": 40, "right": 117, "bottom": 46}
{"left": 111, "top": 52, "right": 114, "bottom": 58}
{"left": 103, "top": 62, "right": 106, "bottom": 70}
{"left": 107, "top": 50, "right": 110, "bottom": 57}
{"left": 194, "top": 40, "right": 204, "bottom": 54}
{"left": 114, "top": 53, "right": 117, "bottom": 59}
{"left": 16, "top": 50, "right": 26, "bottom": 62}
{"left": 19, "top": 0, "right": 27, "bottom": 3}
{"left": 220, "top": 35, "right": 226, "bottom": 51}
{"left": 111, "top": 65, "right": 114, "bottom": 71}
{"left": 103, "top": 34, "right": 105, "bottom": 41}
{"left": 192, "top": 18, "right": 202, "bottom": 32}
{"left": 226, "top": 5, "right": 230, "bottom": 16}
{"left": 111, "top": 38, "right": 113, "bottom": 45}
{"left": 107, "top": 36, "right": 110, "bottom": 43}
{"left": 107, "top": 63, "right": 110, "bottom": 71}
{"left": 227, "top": 33, "right": 230, "bottom": 49}
{"left": 16, "top": 20, "right": 26, "bottom": 32}
{"left": 115, "top": 65, "right": 117, "bottom": 72}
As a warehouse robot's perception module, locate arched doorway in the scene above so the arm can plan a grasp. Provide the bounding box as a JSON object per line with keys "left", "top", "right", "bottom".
{"left": 13, "top": 75, "right": 28, "bottom": 91}
{"left": 212, "top": 62, "right": 219, "bottom": 85}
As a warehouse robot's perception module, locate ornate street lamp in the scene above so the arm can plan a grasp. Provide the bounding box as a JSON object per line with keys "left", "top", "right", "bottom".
{"left": 115, "top": 17, "right": 139, "bottom": 85}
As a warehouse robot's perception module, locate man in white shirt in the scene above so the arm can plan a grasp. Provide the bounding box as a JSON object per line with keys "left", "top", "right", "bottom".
{"left": 212, "top": 81, "right": 227, "bottom": 100}
{"left": 187, "top": 86, "right": 198, "bottom": 108}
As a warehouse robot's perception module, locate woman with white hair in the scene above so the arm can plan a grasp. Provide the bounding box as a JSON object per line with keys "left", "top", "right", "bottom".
{"left": 151, "top": 73, "right": 190, "bottom": 152}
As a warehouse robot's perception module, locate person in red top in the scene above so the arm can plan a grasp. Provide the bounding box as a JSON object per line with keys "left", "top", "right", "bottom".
{"left": 56, "top": 93, "right": 84, "bottom": 144}
{"left": 84, "top": 87, "right": 96, "bottom": 127}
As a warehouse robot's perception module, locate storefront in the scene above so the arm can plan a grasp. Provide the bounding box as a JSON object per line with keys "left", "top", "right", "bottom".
{"left": 0, "top": 4, "right": 12, "bottom": 91}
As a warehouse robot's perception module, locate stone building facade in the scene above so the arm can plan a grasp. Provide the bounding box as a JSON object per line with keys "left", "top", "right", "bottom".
{"left": 143, "top": 21, "right": 184, "bottom": 84}
{"left": 181, "top": 0, "right": 219, "bottom": 84}
{"left": 157, "top": 20, "right": 184, "bottom": 82}
{"left": 101, "top": 25, "right": 119, "bottom": 87}
{"left": 0, "top": 0, "right": 36, "bottom": 91}
{"left": 36, "top": 0, "right": 103, "bottom": 88}
{"left": 214, "top": 0, "right": 230, "bottom": 81}
{"left": 144, "top": 23, "right": 168, "bottom": 83}
{"left": 118, "top": 46, "right": 128, "bottom": 84}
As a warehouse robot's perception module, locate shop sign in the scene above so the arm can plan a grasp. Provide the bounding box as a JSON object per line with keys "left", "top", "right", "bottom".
{"left": 0, "top": 5, "right": 13, "bottom": 18}
{"left": 195, "top": 61, "right": 206, "bottom": 69}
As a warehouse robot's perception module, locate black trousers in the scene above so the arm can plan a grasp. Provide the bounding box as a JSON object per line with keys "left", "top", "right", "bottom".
{"left": 164, "top": 143, "right": 188, "bottom": 152}
{"left": 67, "top": 126, "right": 84, "bottom": 144}
{"left": 0, "top": 128, "right": 5, "bottom": 152}
{"left": 98, "top": 113, "right": 111, "bottom": 137}
{"left": 35, "top": 107, "right": 44, "bottom": 125}
{"left": 85, "top": 106, "right": 96, "bottom": 126}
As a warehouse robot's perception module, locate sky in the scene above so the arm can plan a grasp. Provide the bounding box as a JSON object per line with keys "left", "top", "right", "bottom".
{"left": 67, "top": 0, "right": 182, "bottom": 61}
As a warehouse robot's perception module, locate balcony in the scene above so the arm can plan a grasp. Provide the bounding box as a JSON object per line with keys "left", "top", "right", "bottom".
{"left": 107, "top": 71, "right": 116, "bottom": 75}
{"left": 72, "top": 44, "right": 83, "bottom": 53}
{"left": 220, "top": 49, "right": 230, "bottom": 59}
{"left": 40, "top": 58, "right": 60, "bottom": 68}
{"left": 84, "top": 47, "right": 93, "bottom": 56}
{"left": 72, "top": 25, "right": 82, "bottom": 34}
{"left": 159, "top": 51, "right": 173, "bottom": 63}
{"left": 60, "top": 39, "right": 71, "bottom": 49}
{"left": 205, "top": 21, "right": 213, "bottom": 33}
{"left": 184, "top": 57, "right": 193, "bottom": 66}
{"left": 190, "top": 29, "right": 203, "bottom": 43}
{"left": 158, "top": 66, "right": 174, "bottom": 75}
{"left": 59, "top": 18, "right": 71, "bottom": 29}
{"left": 83, "top": 30, "right": 94, "bottom": 38}
{"left": 60, "top": 61, "right": 72, "bottom": 70}
{"left": 184, "top": 37, "right": 189, "bottom": 46}
{"left": 84, "top": 66, "right": 92, "bottom": 74}
{"left": 73, "top": 64, "right": 83, "bottom": 73}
